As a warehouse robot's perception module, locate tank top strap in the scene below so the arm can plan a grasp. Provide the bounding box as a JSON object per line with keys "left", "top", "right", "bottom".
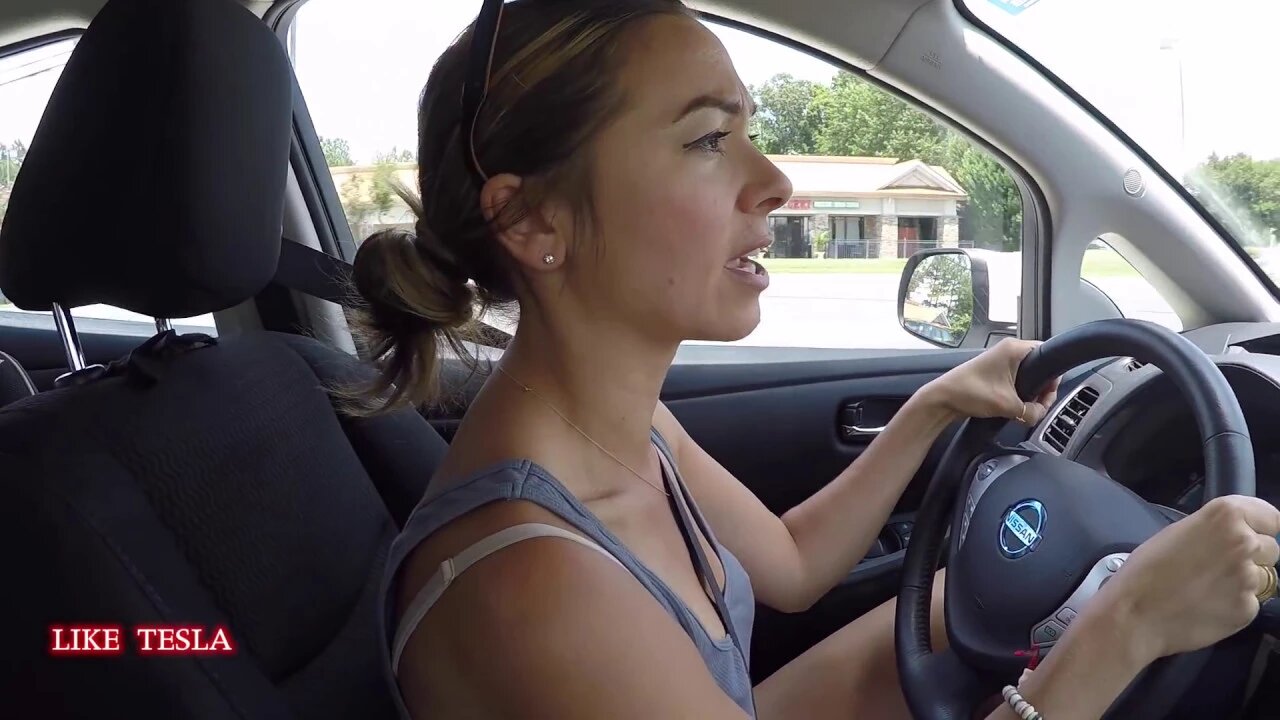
{"left": 389, "top": 522, "right": 623, "bottom": 675}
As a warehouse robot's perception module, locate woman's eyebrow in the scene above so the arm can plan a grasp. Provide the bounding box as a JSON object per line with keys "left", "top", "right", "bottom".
{"left": 672, "top": 94, "right": 754, "bottom": 123}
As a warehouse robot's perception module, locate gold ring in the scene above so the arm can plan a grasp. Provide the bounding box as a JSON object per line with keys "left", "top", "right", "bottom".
{"left": 1257, "top": 565, "right": 1278, "bottom": 603}
{"left": 1016, "top": 402, "right": 1028, "bottom": 424}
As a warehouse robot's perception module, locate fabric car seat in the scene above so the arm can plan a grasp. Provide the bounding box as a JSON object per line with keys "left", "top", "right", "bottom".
{"left": 0, "top": 350, "right": 36, "bottom": 406}
{"left": 0, "top": 0, "right": 442, "bottom": 716}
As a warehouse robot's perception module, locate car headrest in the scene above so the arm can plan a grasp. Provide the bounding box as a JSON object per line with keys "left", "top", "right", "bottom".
{"left": 0, "top": 0, "right": 293, "bottom": 319}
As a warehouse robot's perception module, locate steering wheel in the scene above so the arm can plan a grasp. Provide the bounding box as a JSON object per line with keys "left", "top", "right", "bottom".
{"left": 895, "top": 318, "right": 1255, "bottom": 720}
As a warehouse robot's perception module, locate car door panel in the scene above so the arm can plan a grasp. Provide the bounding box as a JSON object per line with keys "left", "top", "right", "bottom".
{"left": 0, "top": 322, "right": 150, "bottom": 390}
{"left": 660, "top": 351, "right": 978, "bottom": 517}
{"left": 660, "top": 351, "right": 975, "bottom": 679}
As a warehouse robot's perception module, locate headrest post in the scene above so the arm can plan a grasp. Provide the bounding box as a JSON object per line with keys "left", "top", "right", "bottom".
{"left": 155, "top": 318, "right": 172, "bottom": 334}
{"left": 51, "top": 303, "right": 86, "bottom": 371}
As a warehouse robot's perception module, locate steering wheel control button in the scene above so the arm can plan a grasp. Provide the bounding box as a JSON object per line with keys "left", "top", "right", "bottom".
{"left": 959, "top": 454, "right": 1032, "bottom": 549}
{"left": 998, "top": 499, "right": 1046, "bottom": 559}
{"left": 1032, "top": 619, "right": 1066, "bottom": 645}
{"left": 1030, "top": 553, "right": 1131, "bottom": 652}
{"left": 978, "top": 460, "right": 998, "bottom": 481}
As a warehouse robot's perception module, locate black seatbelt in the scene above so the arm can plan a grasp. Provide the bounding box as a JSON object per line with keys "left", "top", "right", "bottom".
{"left": 273, "top": 237, "right": 356, "bottom": 308}
{"left": 272, "top": 239, "right": 512, "bottom": 348}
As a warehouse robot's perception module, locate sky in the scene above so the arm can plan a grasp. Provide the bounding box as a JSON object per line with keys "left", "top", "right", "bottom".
{"left": 1, "top": 0, "right": 1278, "bottom": 182}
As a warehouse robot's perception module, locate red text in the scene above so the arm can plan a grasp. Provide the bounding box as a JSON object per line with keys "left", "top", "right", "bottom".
{"left": 134, "top": 625, "right": 236, "bottom": 655}
{"left": 49, "top": 625, "right": 124, "bottom": 656}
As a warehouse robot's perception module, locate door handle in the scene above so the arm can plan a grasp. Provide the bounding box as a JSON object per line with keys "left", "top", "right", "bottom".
{"left": 839, "top": 400, "right": 900, "bottom": 441}
{"left": 841, "top": 423, "right": 885, "bottom": 437}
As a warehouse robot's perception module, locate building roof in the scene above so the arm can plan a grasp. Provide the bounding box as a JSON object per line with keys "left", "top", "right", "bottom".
{"left": 765, "top": 155, "right": 967, "bottom": 199}
{"left": 325, "top": 156, "right": 968, "bottom": 204}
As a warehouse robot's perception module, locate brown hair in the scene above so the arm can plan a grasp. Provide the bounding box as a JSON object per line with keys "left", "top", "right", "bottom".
{"left": 345, "top": 0, "right": 693, "bottom": 414}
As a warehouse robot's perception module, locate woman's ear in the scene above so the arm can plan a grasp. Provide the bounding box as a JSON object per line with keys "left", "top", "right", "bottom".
{"left": 481, "top": 173, "right": 568, "bottom": 273}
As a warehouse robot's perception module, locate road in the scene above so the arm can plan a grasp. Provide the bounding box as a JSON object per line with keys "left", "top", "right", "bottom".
{"left": 690, "top": 273, "right": 1181, "bottom": 349}
{"left": 2, "top": 273, "right": 1179, "bottom": 350}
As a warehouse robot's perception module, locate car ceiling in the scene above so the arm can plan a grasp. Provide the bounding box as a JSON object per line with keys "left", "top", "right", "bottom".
{"left": 0, "top": 0, "right": 928, "bottom": 72}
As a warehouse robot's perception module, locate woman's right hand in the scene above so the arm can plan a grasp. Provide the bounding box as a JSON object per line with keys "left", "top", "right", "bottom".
{"left": 1101, "top": 495, "right": 1280, "bottom": 660}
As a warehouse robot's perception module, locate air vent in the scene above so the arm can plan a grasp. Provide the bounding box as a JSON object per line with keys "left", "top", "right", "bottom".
{"left": 1044, "top": 386, "right": 1102, "bottom": 453}
{"left": 1125, "top": 357, "right": 1147, "bottom": 371}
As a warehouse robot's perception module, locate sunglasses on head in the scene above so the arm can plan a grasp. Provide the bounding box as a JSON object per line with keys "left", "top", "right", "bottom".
{"left": 461, "top": 0, "right": 507, "bottom": 185}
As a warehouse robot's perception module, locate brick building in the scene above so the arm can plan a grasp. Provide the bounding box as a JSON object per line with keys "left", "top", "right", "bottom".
{"left": 329, "top": 155, "right": 968, "bottom": 260}
{"left": 764, "top": 155, "right": 968, "bottom": 259}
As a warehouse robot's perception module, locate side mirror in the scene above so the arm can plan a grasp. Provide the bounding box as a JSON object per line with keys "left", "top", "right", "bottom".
{"left": 897, "top": 249, "right": 987, "bottom": 348}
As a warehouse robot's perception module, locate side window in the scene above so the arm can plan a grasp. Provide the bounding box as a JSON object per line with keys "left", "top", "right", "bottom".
{"left": 718, "top": 24, "right": 1023, "bottom": 350}
{"left": 0, "top": 38, "right": 216, "bottom": 334}
{"left": 290, "top": 3, "right": 1025, "bottom": 350}
{"left": 290, "top": 0, "right": 472, "bottom": 245}
{"left": 1081, "top": 237, "right": 1182, "bottom": 332}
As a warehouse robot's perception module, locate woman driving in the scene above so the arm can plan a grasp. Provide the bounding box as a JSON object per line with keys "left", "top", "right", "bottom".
{"left": 357, "top": 1, "right": 1280, "bottom": 718}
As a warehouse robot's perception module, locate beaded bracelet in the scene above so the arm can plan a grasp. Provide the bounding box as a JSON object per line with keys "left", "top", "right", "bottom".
{"left": 1002, "top": 685, "right": 1043, "bottom": 720}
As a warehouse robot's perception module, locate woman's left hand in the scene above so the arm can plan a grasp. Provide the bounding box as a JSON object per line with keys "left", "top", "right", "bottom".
{"left": 923, "top": 338, "right": 1061, "bottom": 425}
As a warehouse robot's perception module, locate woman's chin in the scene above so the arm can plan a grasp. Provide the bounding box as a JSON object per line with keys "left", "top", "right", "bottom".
{"left": 690, "top": 307, "right": 761, "bottom": 343}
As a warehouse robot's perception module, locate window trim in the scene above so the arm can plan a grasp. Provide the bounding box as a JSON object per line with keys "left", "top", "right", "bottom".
{"left": 951, "top": 0, "right": 1280, "bottom": 304}
{"left": 698, "top": 11, "right": 1052, "bottom": 341}
{"left": 0, "top": 28, "right": 81, "bottom": 63}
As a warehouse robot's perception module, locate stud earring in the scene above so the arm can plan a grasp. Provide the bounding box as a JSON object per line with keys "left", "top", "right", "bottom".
{"left": 542, "top": 254, "right": 556, "bottom": 265}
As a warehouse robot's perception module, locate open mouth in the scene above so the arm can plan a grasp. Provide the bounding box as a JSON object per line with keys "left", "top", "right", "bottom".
{"left": 724, "top": 256, "right": 766, "bottom": 275}
{"left": 724, "top": 255, "right": 769, "bottom": 289}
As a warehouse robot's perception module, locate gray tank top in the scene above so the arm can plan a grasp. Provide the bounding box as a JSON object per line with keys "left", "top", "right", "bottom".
{"left": 378, "top": 429, "right": 757, "bottom": 718}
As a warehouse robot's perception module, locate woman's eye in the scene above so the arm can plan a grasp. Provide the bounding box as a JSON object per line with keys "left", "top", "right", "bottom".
{"left": 685, "top": 130, "right": 732, "bottom": 154}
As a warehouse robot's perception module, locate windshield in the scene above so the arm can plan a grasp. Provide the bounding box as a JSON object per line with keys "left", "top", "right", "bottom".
{"left": 963, "top": 0, "right": 1280, "bottom": 284}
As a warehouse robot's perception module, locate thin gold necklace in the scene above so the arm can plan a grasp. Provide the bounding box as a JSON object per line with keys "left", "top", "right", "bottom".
{"left": 496, "top": 365, "right": 669, "bottom": 497}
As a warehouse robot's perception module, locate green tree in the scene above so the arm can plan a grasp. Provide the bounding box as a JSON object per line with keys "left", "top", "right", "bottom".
{"left": 1186, "top": 153, "right": 1280, "bottom": 246}
{"left": 320, "top": 136, "right": 354, "bottom": 167}
{"left": 379, "top": 146, "right": 416, "bottom": 163}
{"left": 340, "top": 174, "right": 375, "bottom": 241}
{"left": 813, "top": 73, "right": 946, "bottom": 162}
{"left": 905, "top": 254, "right": 974, "bottom": 340}
{"left": 748, "top": 74, "right": 826, "bottom": 155}
{"left": 370, "top": 159, "right": 398, "bottom": 218}
{"left": 0, "top": 140, "right": 26, "bottom": 188}
{"left": 941, "top": 138, "right": 1022, "bottom": 251}
{"left": 0, "top": 140, "right": 28, "bottom": 229}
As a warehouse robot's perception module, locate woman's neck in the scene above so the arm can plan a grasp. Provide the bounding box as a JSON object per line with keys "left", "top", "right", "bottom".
{"left": 497, "top": 312, "right": 678, "bottom": 474}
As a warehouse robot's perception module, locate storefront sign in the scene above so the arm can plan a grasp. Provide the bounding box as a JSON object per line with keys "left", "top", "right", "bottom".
{"left": 813, "top": 200, "right": 860, "bottom": 210}
{"left": 784, "top": 199, "right": 812, "bottom": 210}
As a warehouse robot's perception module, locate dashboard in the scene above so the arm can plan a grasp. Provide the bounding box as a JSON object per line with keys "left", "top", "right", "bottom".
{"left": 1023, "top": 321, "right": 1280, "bottom": 514}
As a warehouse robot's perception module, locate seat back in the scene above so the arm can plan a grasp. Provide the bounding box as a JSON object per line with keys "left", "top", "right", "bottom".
{"left": 0, "top": 0, "right": 442, "bottom": 716}
{"left": 0, "top": 350, "right": 36, "bottom": 406}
